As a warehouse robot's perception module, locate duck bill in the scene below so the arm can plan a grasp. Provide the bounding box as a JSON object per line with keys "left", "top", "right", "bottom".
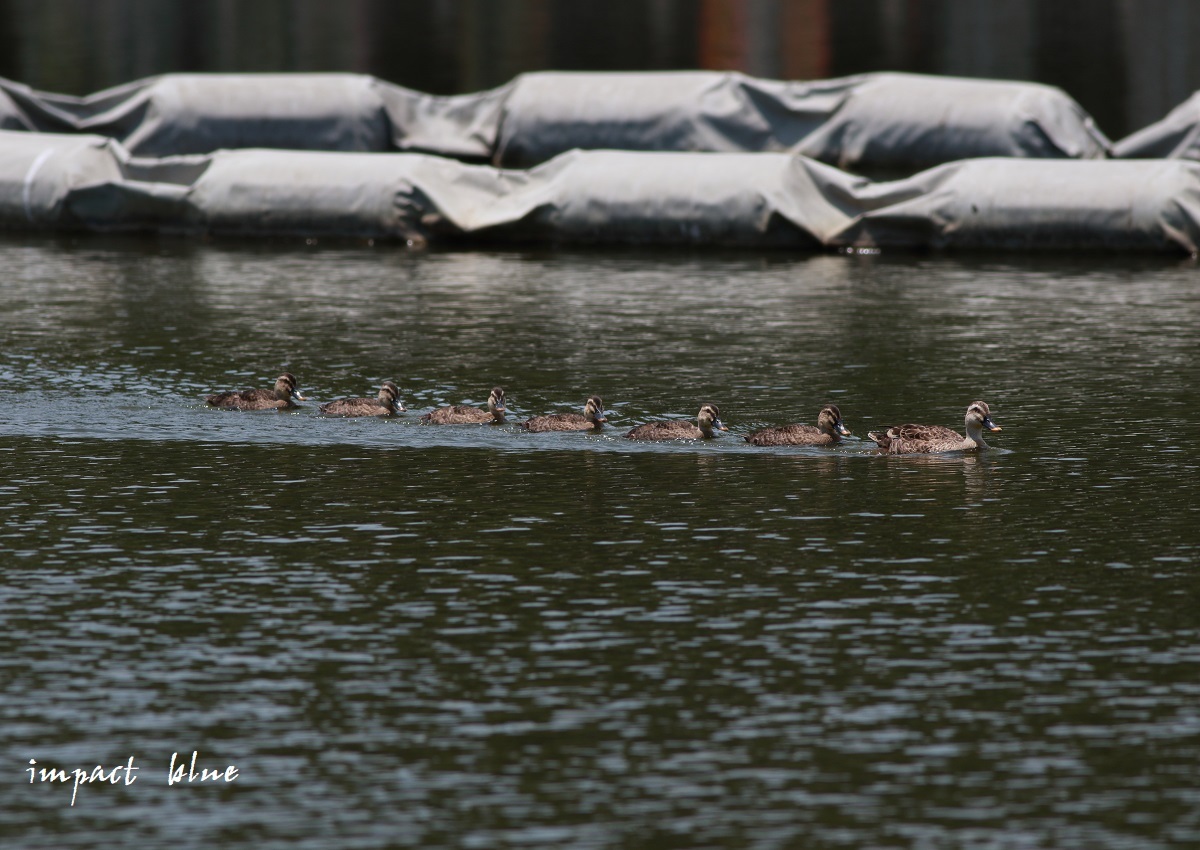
{"left": 983, "top": 417, "right": 1002, "bottom": 432}
{"left": 837, "top": 423, "right": 851, "bottom": 436}
{"left": 292, "top": 392, "right": 308, "bottom": 401}
{"left": 714, "top": 420, "right": 728, "bottom": 433}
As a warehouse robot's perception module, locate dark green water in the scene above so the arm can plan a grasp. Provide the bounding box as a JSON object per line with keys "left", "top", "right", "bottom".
{"left": 2, "top": 237, "right": 1199, "bottom": 848}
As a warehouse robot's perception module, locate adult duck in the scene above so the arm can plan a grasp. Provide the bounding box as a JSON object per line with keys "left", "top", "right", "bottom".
{"left": 868, "top": 401, "right": 1002, "bottom": 454}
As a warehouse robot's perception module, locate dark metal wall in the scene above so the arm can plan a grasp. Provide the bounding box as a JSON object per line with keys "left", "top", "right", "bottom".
{"left": 0, "top": 0, "right": 1193, "bottom": 138}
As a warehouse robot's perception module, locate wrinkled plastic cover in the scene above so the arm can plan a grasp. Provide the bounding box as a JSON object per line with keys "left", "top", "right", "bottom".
{"left": 1113, "top": 92, "right": 1200, "bottom": 160}
{"left": 3, "top": 130, "right": 1196, "bottom": 253}
{"left": 0, "top": 73, "right": 508, "bottom": 160}
{"left": 496, "top": 71, "right": 1111, "bottom": 173}
{"left": 0, "top": 71, "right": 1109, "bottom": 173}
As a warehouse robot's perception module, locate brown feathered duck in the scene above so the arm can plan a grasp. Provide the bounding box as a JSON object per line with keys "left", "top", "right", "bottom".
{"left": 319, "top": 381, "right": 405, "bottom": 417}
{"left": 746, "top": 404, "right": 850, "bottom": 447}
{"left": 206, "top": 373, "right": 306, "bottom": 410}
{"left": 422, "top": 387, "right": 506, "bottom": 424}
{"left": 521, "top": 395, "right": 607, "bottom": 432}
{"left": 868, "top": 400, "right": 1002, "bottom": 454}
{"left": 625, "top": 403, "right": 727, "bottom": 441}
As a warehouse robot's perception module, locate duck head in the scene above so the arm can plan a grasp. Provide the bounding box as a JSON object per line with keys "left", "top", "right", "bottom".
{"left": 379, "top": 381, "right": 405, "bottom": 412}
{"left": 697, "top": 403, "right": 728, "bottom": 437}
{"left": 964, "top": 400, "right": 1002, "bottom": 444}
{"left": 276, "top": 373, "right": 306, "bottom": 402}
{"left": 585, "top": 395, "right": 607, "bottom": 425}
{"left": 488, "top": 387, "right": 507, "bottom": 421}
{"left": 818, "top": 404, "right": 852, "bottom": 437}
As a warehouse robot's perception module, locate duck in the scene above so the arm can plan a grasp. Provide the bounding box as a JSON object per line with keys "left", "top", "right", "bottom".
{"left": 868, "top": 400, "right": 1002, "bottom": 454}
{"left": 206, "top": 373, "right": 306, "bottom": 410}
{"left": 319, "top": 381, "right": 405, "bottom": 417}
{"left": 422, "top": 387, "right": 506, "bottom": 424}
{"left": 746, "top": 404, "right": 851, "bottom": 447}
{"left": 625, "top": 403, "right": 727, "bottom": 441}
{"left": 521, "top": 395, "right": 607, "bottom": 432}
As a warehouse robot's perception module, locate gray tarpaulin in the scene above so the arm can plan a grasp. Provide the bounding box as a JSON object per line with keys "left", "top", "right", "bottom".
{"left": 0, "top": 71, "right": 1109, "bottom": 173}
{"left": 3, "top": 130, "right": 1197, "bottom": 252}
{"left": 495, "top": 71, "right": 1111, "bottom": 172}
{"left": 0, "top": 73, "right": 507, "bottom": 159}
{"left": 0, "top": 131, "right": 128, "bottom": 226}
{"left": 1113, "top": 92, "right": 1200, "bottom": 160}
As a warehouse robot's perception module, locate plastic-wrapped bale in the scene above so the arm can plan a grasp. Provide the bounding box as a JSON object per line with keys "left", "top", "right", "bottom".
{"left": 182, "top": 149, "right": 462, "bottom": 240}
{"left": 182, "top": 148, "right": 845, "bottom": 247}
{"left": 1113, "top": 92, "right": 1200, "bottom": 160}
{"left": 7, "top": 135, "right": 1198, "bottom": 252}
{"left": 825, "top": 158, "right": 1200, "bottom": 253}
{"left": 443, "top": 149, "right": 847, "bottom": 247}
{"left": 493, "top": 71, "right": 1111, "bottom": 174}
{"left": 493, "top": 71, "right": 851, "bottom": 167}
{"left": 0, "top": 73, "right": 508, "bottom": 160}
{"left": 1, "top": 70, "right": 1111, "bottom": 171}
{"left": 796, "top": 73, "right": 1111, "bottom": 174}
{"left": 0, "top": 131, "right": 129, "bottom": 229}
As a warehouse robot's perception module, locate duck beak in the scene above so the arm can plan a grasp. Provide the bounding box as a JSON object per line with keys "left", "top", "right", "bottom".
{"left": 983, "top": 417, "right": 1002, "bottom": 432}
{"left": 715, "top": 419, "right": 728, "bottom": 432}
{"left": 837, "top": 422, "right": 851, "bottom": 436}
{"left": 293, "top": 391, "right": 308, "bottom": 401}
{"left": 396, "top": 401, "right": 407, "bottom": 413}
{"left": 494, "top": 405, "right": 506, "bottom": 414}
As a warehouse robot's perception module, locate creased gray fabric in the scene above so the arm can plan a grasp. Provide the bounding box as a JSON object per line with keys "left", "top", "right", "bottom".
{"left": 1113, "top": 92, "right": 1200, "bottom": 160}
{"left": 495, "top": 71, "right": 1112, "bottom": 173}
{"left": 2, "top": 131, "right": 1196, "bottom": 253}
{"left": 492, "top": 71, "right": 854, "bottom": 166}
{"left": 827, "top": 158, "right": 1200, "bottom": 252}
{"left": 0, "top": 131, "right": 128, "bottom": 226}
{"left": 0, "top": 74, "right": 507, "bottom": 159}
{"left": 792, "top": 73, "right": 1112, "bottom": 173}
{"left": 1, "top": 71, "right": 1109, "bottom": 173}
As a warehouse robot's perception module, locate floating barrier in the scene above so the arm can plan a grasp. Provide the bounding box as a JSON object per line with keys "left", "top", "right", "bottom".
{"left": 4, "top": 130, "right": 1199, "bottom": 252}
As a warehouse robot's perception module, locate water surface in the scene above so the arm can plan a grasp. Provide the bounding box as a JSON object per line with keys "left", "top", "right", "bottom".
{"left": 2, "top": 237, "right": 1198, "bottom": 848}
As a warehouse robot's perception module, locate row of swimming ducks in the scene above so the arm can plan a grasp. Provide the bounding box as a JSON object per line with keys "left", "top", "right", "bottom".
{"left": 205, "top": 373, "right": 1003, "bottom": 454}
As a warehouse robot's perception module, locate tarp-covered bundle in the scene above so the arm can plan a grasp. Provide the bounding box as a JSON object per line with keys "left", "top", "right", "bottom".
{"left": 0, "top": 71, "right": 1110, "bottom": 174}
{"left": 494, "top": 71, "right": 1111, "bottom": 173}
{"left": 4, "top": 129, "right": 1199, "bottom": 253}
{"left": 4, "top": 69, "right": 1200, "bottom": 252}
{"left": 0, "top": 73, "right": 507, "bottom": 160}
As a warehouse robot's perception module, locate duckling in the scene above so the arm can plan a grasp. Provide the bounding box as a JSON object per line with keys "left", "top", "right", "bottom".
{"left": 868, "top": 400, "right": 1002, "bottom": 454}
{"left": 625, "top": 403, "right": 727, "bottom": 441}
{"left": 206, "top": 373, "right": 306, "bottom": 410}
{"left": 422, "top": 387, "right": 506, "bottom": 424}
{"left": 319, "top": 381, "right": 405, "bottom": 417}
{"left": 746, "top": 404, "right": 850, "bottom": 447}
{"left": 521, "top": 395, "right": 607, "bottom": 432}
